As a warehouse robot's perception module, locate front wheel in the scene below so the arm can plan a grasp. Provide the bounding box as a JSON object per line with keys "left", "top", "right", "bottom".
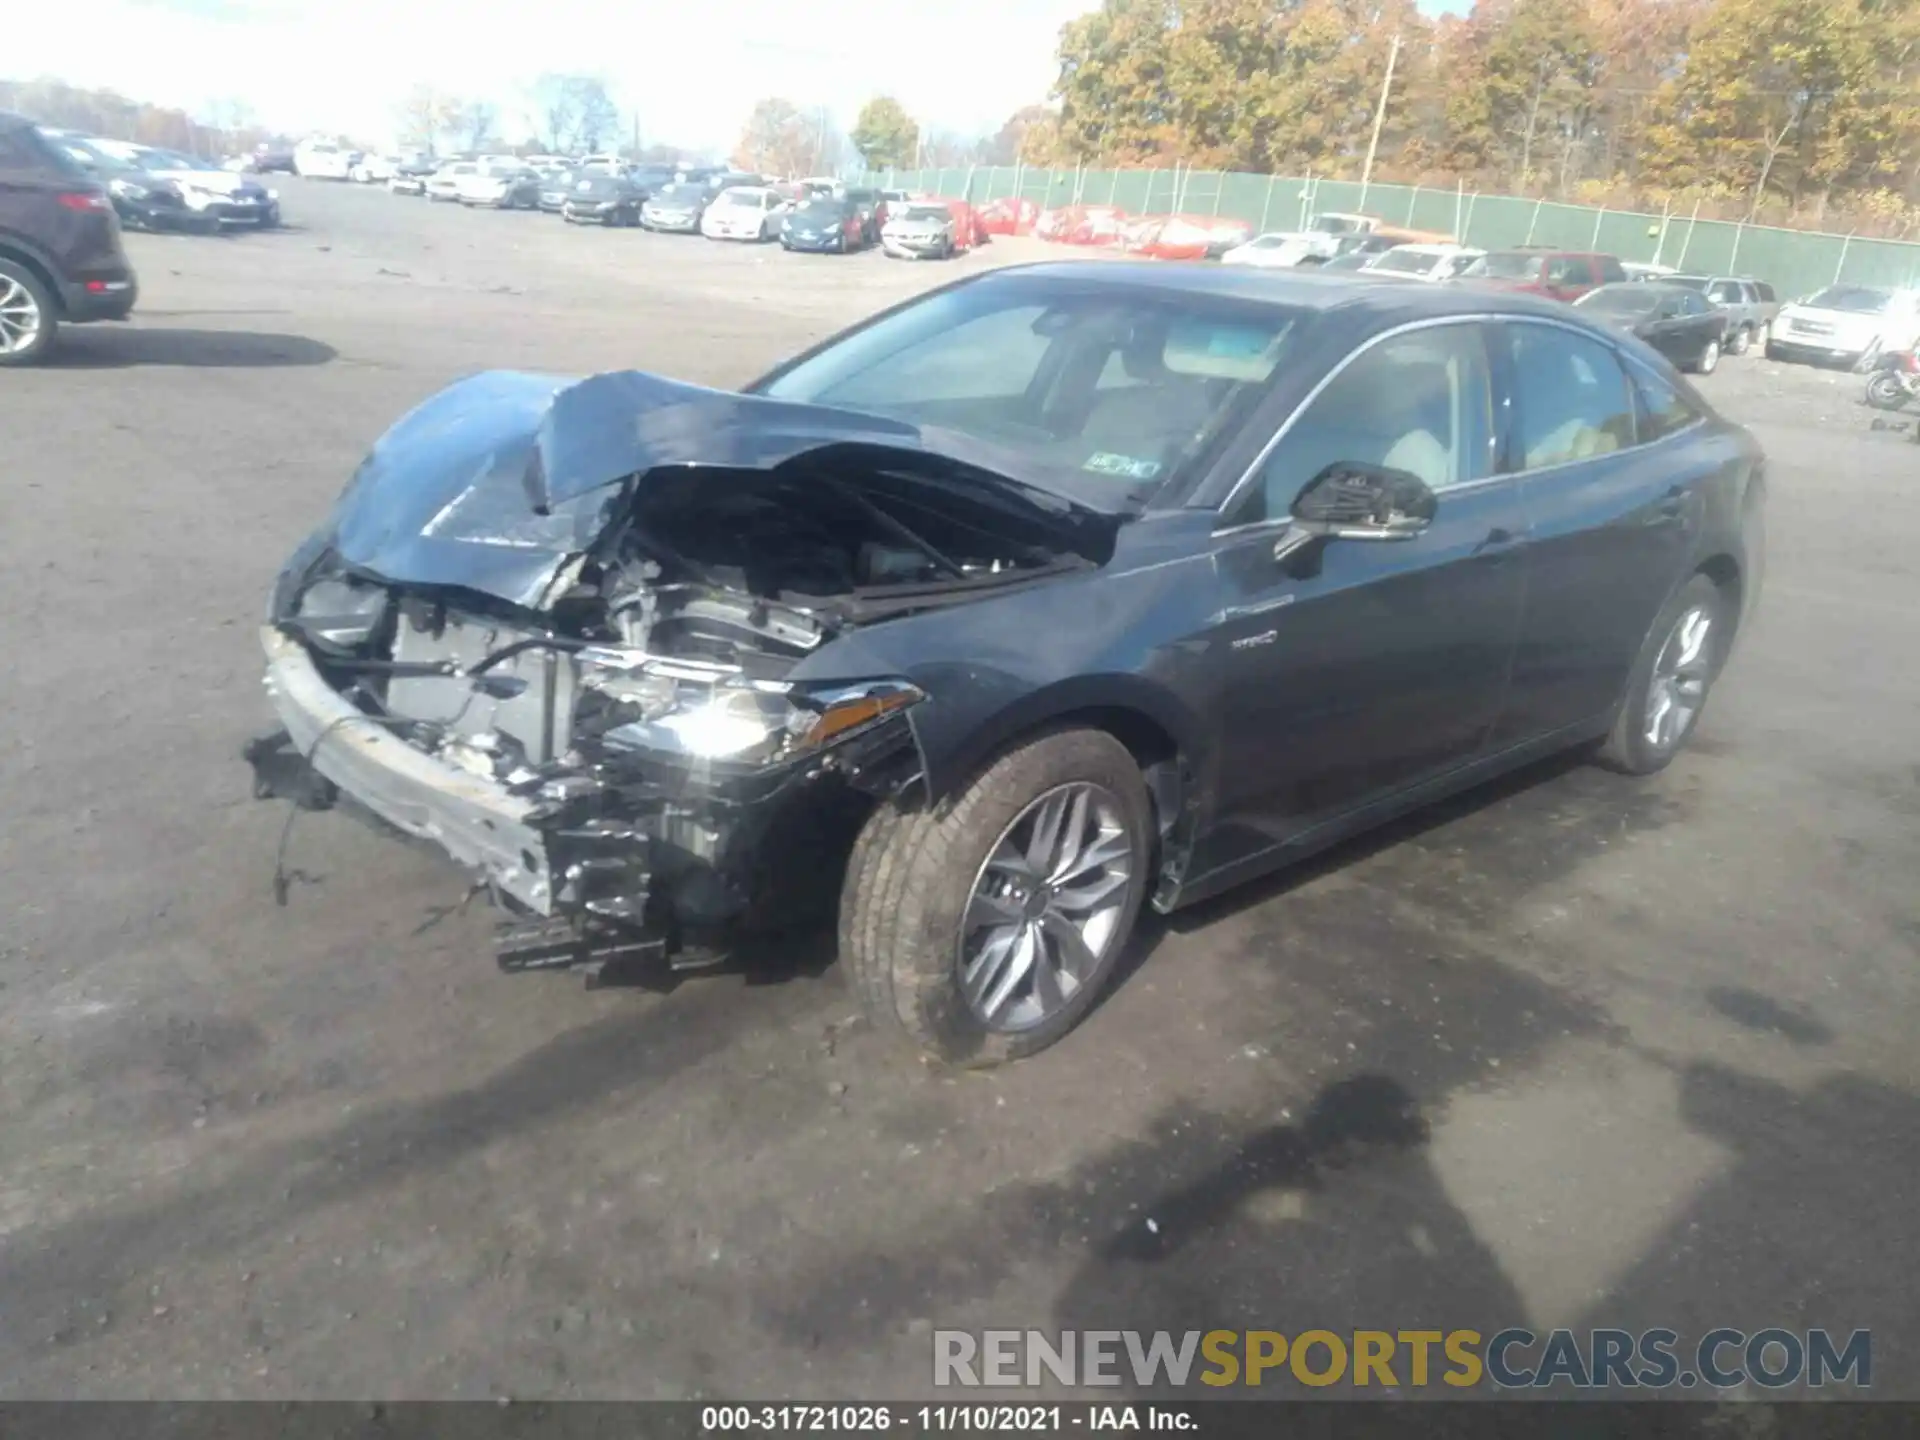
{"left": 841, "top": 728, "right": 1152, "bottom": 1067}
{"left": 1865, "top": 373, "right": 1910, "bottom": 410}
{"left": 0, "top": 259, "right": 57, "bottom": 366}
{"left": 1595, "top": 574, "right": 1725, "bottom": 776}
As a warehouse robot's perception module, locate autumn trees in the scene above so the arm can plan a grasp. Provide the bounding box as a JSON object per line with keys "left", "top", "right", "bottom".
{"left": 1039, "top": 0, "right": 1920, "bottom": 230}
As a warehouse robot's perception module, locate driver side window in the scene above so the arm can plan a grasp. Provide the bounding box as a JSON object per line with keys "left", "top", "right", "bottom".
{"left": 1226, "top": 323, "right": 1496, "bottom": 528}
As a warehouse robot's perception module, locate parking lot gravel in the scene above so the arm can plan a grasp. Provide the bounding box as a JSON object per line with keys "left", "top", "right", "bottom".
{"left": 2, "top": 176, "right": 1917, "bottom": 1400}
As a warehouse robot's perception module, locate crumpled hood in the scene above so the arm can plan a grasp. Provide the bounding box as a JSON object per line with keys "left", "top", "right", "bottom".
{"left": 311, "top": 369, "right": 1121, "bottom": 610}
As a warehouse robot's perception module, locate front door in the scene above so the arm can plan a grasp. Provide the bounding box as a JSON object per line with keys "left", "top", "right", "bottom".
{"left": 1194, "top": 321, "right": 1527, "bottom": 878}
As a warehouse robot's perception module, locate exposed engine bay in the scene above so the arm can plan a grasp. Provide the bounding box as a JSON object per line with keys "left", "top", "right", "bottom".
{"left": 254, "top": 436, "right": 1110, "bottom": 976}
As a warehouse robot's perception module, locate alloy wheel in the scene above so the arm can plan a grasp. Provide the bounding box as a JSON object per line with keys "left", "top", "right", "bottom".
{"left": 1644, "top": 605, "right": 1714, "bottom": 752}
{"left": 0, "top": 274, "right": 44, "bottom": 356}
{"left": 957, "top": 782, "right": 1137, "bottom": 1033}
{"left": 1698, "top": 339, "right": 1720, "bottom": 374}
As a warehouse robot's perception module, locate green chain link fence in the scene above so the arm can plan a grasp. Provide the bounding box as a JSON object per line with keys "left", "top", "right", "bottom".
{"left": 876, "top": 164, "right": 1920, "bottom": 300}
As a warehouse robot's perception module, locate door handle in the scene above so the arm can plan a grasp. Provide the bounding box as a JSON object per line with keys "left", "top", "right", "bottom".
{"left": 1474, "top": 525, "right": 1521, "bottom": 555}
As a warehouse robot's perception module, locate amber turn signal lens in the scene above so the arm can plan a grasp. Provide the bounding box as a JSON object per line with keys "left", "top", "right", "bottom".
{"left": 797, "top": 689, "right": 921, "bottom": 750}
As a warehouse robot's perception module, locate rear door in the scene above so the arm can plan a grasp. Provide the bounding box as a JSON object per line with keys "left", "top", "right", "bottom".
{"left": 1491, "top": 319, "right": 1703, "bottom": 744}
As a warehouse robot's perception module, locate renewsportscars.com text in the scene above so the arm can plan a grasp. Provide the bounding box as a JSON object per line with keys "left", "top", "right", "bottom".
{"left": 933, "top": 1328, "right": 1872, "bottom": 1391}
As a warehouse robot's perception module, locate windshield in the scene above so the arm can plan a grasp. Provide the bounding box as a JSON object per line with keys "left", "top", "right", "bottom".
{"left": 1668, "top": 276, "right": 1710, "bottom": 292}
{"left": 756, "top": 277, "right": 1305, "bottom": 509}
{"left": 1803, "top": 286, "right": 1894, "bottom": 314}
{"left": 899, "top": 205, "right": 950, "bottom": 223}
{"left": 651, "top": 184, "right": 701, "bottom": 203}
{"left": 1310, "top": 214, "right": 1365, "bottom": 235}
{"left": 1577, "top": 285, "right": 1660, "bottom": 316}
{"left": 1369, "top": 249, "right": 1441, "bottom": 275}
{"left": 1321, "top": 252, "right": 1373, "bottom": 271}
{"left": 717, "top": 188, "right": 766, "bottom": 206}
{"left": 1466, "top": 252, "right": 1547, "bottom": 281}
{"left": 795, "top": 200, "right": 847, "bottom": 218}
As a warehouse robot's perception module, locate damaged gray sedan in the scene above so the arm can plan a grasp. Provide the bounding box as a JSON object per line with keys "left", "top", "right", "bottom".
{"left": 249, "top": 264, "right": 1763, "bottom": 1064}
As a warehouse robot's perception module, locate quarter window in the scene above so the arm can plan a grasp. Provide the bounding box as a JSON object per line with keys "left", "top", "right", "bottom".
{"left": 1628, "top": 362, "right": 1703, "bottom": 443}
{"left": 1507, "top": 324, "right": 1636, "bottom": 469}
{"left": 1229, "top": 323, "right": 1496, "bottom": 527}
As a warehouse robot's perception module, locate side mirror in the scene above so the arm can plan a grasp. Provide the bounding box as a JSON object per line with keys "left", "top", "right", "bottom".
{"left": 1277, "top": 462, "right": 1436, "bottom": 562}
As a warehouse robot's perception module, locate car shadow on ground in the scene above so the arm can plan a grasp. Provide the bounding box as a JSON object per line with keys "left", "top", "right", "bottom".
{"left": 1097, "top": 748, "right": 1646, "bottom": 1021}
{"left": 48, "top": 327, "right": 336, "bottom": 369}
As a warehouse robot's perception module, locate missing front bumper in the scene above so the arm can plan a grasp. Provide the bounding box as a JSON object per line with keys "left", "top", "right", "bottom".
{"left": 257, "top": 625, "right": 567, "bottom": 913}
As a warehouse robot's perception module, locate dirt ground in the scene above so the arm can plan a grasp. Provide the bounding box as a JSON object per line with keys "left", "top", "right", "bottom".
{"left": 2, "top": 177, "right": 1916, "bottom": 1401}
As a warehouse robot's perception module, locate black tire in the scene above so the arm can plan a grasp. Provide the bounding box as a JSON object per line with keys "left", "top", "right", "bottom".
{"left": 1865, "top": 373, "right": 1910, "bottom": 410}
{"left": 1764, "top": 341, "right": 1782, "bottom": 361}
{"left": 840, "top": 727, "right": 1152, "bottom": 1067}
{"left": 1728, "top": 325, "right": 1751, "bottom": 356}
{"left": 1687, "top": 336, "right": 1721, "bottom": 375}
{"left": 0, "top": 258, "right": 58, "bottom": 367}
{"left": 1595, "top": 574, "right": 1727, "bottom": 776}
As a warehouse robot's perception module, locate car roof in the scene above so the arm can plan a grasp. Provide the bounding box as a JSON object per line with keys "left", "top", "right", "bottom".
{"left": 976, "top": 259, "right": 1595, "bottom": 324}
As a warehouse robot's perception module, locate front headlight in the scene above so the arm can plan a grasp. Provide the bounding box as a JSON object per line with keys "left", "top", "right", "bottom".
{"left": 290, "top": 576, "right": 390, "bottom": 653}
{"left": 578, "top": 648, "right": 923, "bottom": 766}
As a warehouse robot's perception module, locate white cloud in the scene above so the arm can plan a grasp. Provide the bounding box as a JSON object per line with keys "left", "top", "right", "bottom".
{"left": 15, "top": 0, "right": 1091, "bottom": 155}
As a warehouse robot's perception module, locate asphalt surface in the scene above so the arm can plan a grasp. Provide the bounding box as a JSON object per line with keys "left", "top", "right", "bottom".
{"left": 2, "top": 177, "right": 1917, "bottom": 1402}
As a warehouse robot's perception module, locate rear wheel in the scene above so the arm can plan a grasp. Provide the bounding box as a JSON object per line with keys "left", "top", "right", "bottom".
{"left": 1595, "top": 574, "right": 1725, "bottom": 776}
{"left": 1728, "top": 325, "right": 1752, "bottom": 356}
{"left": 1865, "top": 373, "right": 1909, "bottom": 410}
{"left": 841, "top": 728, "right": 1152, "bottom": 1067}
{"left": 1689, "top": 337, "right": 1721, "bottom": 375}
{"left": 0, "top": 260, "right": 56, "bottom": 367}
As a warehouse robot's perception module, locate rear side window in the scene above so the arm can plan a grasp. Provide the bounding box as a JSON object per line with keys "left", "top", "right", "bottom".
{"left": 1707, "top": 280, "right": 1742, "bottom": 304}
{"left": 1507, "top": 324, "right": 1636, "bottom": 469}
{"left": 1754, "top": 282, "right": 1776, "bottom": 303}
{"left": 1627, "top": 361, "right": 1704, "bottom": 444}
{"left": 1546, "top": 256, "right": 1587, "bottom": 286}
{"left": 1599, "top": 256, "right": 1628, "bottom": 283}
{"left": 4, "top": 125, "right": 85, "bottom": 177}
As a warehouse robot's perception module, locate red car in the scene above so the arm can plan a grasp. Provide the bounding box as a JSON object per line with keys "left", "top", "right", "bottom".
{"left": 1458, "top": 248, "right": 1628, "bottom": 302}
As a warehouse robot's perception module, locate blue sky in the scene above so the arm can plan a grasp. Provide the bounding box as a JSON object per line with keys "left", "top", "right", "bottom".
{"left": 19, "top": 0, "right": 1473, "bottom": 154}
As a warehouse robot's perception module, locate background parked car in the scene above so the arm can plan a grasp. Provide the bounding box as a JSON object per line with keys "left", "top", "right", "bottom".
{"left": 1220, "top": 232, "right": 1307, "bottom": 269}
{"left": 639, "top": 181, "right": 709, "bottom": 233}
{"left": 701, "top": 185, "right": 786, "bottom": 241}
{"left": 880, "top": 200, "right": 959, "bottom": 259}
{"left": 388, "top": 152, "right": 437, "bottom": 195}
{"left": 39, "top": 130, "right": 210, "bottom": 234}
{"left": 537, "top": 168, "right": 578, "bottom": 212}
{"left": 455, "top": 159, "right": 541, "bottom": 209}
{"left": 1576, "top": 281, "right": 1728, "bottom": 373}
{"left": 425, "top": 161, "right": 476, "bottom": 203}
{"left": 1460, "top": 248, "right": 1627, "bottom": 301}
{"left": 1764, "top": 285, "right": 1920, "bottom": 368}
{"left": 247, "top": 143, "right": 297, "bottom": 174}
{"left": 348, "top": 154, "right": 397, "bottom": 184}
{"left": 780, "top": 195, "right": 865, "bottom": 253}
{"left": 293, "top": 139, "right": 357, "bottom": 180}
{"left": 1668, "top": 275, "right": 1779, "bottom": 355}
{"left": 1364, "top": 243, "right": 1485, "bottom": 282}
{"left": 561, "top": 169, "right": 645, "bottom": 226}
{"left": 0, "top": 109, "right": 138, "bottom": 365}
{"left": 91, "top": 140, "right": 280, "bottom": 227}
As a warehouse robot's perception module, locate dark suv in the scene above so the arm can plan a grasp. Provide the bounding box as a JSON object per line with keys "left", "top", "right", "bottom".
{"left": 0, "top": 109, "right": 139, "bottom": 366}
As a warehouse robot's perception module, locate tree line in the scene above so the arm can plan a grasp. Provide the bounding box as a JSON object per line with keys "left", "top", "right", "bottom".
{"left": 1020, "top": 0, "right": 1920, "bottom": 235}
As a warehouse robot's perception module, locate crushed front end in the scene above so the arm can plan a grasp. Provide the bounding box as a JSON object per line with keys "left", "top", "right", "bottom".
{"left": 245, "top": 369, "right": 1109, "bottom": 978}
